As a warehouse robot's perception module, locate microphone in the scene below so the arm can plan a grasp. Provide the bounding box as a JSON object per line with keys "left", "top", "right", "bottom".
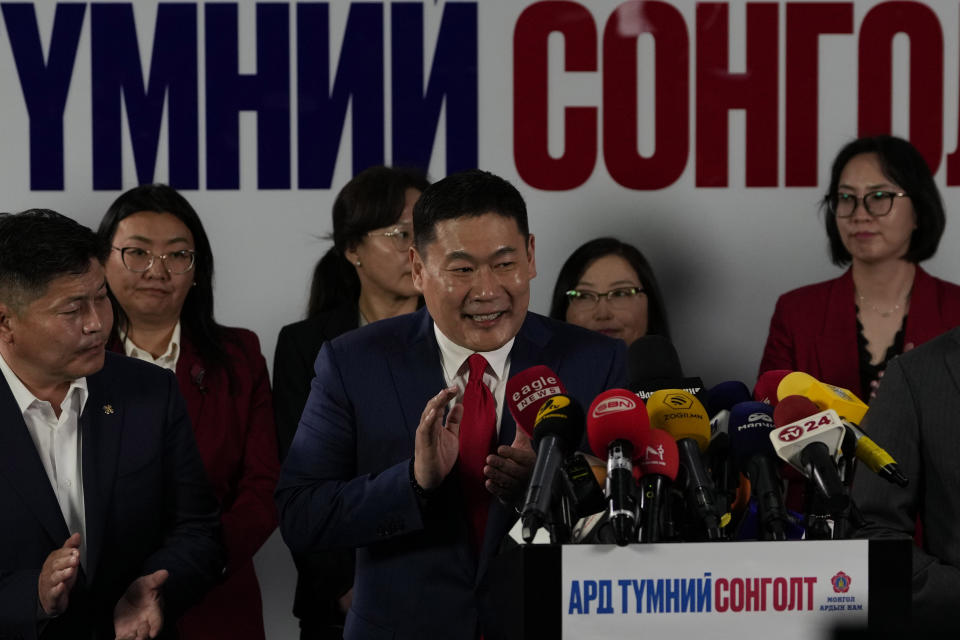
{"left": 777, "top": 372, "right": 908, "bottom": 488}
{"left": 705, "top": 381, "right": 752, "bottom": 509}
{"left": 728, "top": 401, "right": 788, "bottom": 541}
{"left": 506, "top": 365, "right": 567, "bottom": 438}
{"left": 519, "top": 394, "right": 584, "bottom": 543}
{"left": 753, "top": 369, "right": 791, "bottom": 405}
{"left": 626, "top": 336, "right": 704, "bottom": 403}
{"left": 776, "top": 371, "right": 867, "bottom": 424}
{"left": 646, "top": 389, "right": 725, "bottom": 540}
{"left": 842, "top": 420, "right": 908, "bottom": 487}
{"left": 635, "top": 428, "right": 679, "bottom": 543}
{"left": 561, "top": 453, "right": 607, "bottom": 520}
{"left": 586, "top": 389, "right": 650, "bottom": 546}
{"left": 771, "top": 396, "right": 849, "bottom": 513}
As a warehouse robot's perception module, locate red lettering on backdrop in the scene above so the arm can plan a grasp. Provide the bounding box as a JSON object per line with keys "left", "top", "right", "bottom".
{"left": 514, "top": 1, "right": 597, "bottom": 190}
{"left": 696, "top": 3, "right": 778, "bottom": 187}
{"left": 785, "top": 3, "right": 854, "bottom": 186}
{"left": 603, "top": 1, "right": 688, "bottom": 189}
{"left": 858, "top": 2, "right": 943, "bottom": 173}
{"left": 950, "top": 9, "right": 960, "bottom": 184}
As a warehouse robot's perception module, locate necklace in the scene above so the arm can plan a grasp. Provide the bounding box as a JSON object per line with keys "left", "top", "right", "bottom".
{"left": 856, "top": 290, "right": 910, "bottom": 318}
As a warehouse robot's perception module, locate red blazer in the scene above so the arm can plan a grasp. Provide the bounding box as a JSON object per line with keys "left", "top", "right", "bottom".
{"left": 112, "top": 327, "right": 279, "bottom": 640}
{"left": 759, "top": 266, "right": 960, "bottom": 400}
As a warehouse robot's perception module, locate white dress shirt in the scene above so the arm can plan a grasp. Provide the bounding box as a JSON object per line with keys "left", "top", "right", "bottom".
{"left": 121, "top": 321, "right": 181, "bottom": 372}
{"left": 433, "top": 324, "right": 514, "bottom": 434}
{"left": 0, "top": 353, "right": 89, "bottom": 567}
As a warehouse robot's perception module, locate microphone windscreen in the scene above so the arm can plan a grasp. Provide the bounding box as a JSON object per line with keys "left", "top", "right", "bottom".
{"left": 586, "top": 389, "right": 650, "bottom": 454}
{"left": 626, "top": 335, "right": 683, "bottom": 389}
{"left": 727, "top": 401, "right": 777, "bottom": 470}
{"left": 775, "top": 371, "right": 819, "bottom": 403}
{"left": 531, "top": 394, "right": 584, "bottom": 453}
{"left": 773, "top": 395, "right": 820, "bottom": 428}
{"left": 505, "top": 365, "right": 567, "bottom": 439}
{"left": 636, "top": 428, "right": 679, "bottom": 481}
{"left": 753, "top": 370, "right": 792, "bottom": 404}
{"left": 778, "top": 373, "right": 868, "bottom": 425}
{"left": 646, "top": 389, "right": 711, "bottom": 451}
{"left": 706, "top": 381, "right": 752, "bottom": 417}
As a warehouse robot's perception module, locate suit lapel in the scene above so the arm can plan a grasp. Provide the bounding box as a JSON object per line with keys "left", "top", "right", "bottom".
{"left": 0, "top": 377, "right": 71, "bottom": 547}
{"left": 175, "top": 339, "right": 206, "bottom": 434}
{"left": 904, "top": 267, "right": 943, "bottom": 346}
{"left": 80, "top": 362, "right": 122, "bottom": 581}
{"left": 816, "top": 270, "right": 861, "bottom": 394}
{"left": 389, "top": 309, "right": 446, "bottom": 439}
{"left": 942, "top": 330, "right": 960, "bottom": 395}
{"left": 476, "top": 314, "right": 551, "bottom": 581}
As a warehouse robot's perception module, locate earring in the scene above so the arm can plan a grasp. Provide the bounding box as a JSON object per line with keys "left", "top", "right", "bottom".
{"left": 355, "top": 260, "right": 362, "bottom": 267}
{"left": 192, "top": 281, "right": 198, "bottom": 287}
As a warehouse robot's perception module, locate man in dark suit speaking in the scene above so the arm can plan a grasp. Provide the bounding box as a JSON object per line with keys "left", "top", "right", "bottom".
{"left": 0, "top": 210, "right": 223, "bottom": 639}
{"left": 277, "top": 170, "right": 625, "bottom": 639}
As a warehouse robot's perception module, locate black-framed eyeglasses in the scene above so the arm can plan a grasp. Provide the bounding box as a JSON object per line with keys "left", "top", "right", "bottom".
{"left": 112, "top": 246, "right": 196, "bottom": 274}
{"left": 366, "top": 226, "right": 413, "bottom": 251}
{"left": 830, "top": 191, "right": 908, "bottom": 218}
{"left": 566, "top": 287, "right": 645, "bottom": 310}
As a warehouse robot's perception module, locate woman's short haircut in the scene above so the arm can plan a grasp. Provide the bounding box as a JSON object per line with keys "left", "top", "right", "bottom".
{"left": 549, "top": 237, "right": 670, "bottom": 339}
{"left": 822, "top": 135, "right": 945, "bottom": 266}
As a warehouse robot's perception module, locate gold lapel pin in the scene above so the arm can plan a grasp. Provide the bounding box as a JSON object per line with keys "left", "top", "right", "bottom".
{"left": 102, "top": 404, "right": 115, "bottom": 415}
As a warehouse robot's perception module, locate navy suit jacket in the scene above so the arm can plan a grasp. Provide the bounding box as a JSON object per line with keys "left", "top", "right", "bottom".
{"left": 276, "top": 309, "right": 626, "bottom": 640}
{"left": 0, "top": 352, "right": 224, "bottom": 640}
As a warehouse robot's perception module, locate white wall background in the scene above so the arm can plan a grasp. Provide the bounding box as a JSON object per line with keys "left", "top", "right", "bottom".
{"left": 2, "top": 1, "right": 959, "bottom": 637}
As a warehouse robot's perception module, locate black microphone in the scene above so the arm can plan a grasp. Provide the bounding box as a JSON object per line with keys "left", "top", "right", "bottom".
{"left": 520, "top": 395, "right": 584, "bottom": 543}
{"left": 772, "top": 396, "right": 849, "bottom": 515}
{"left": 561, "top": 453, "right": 607, "bottom": 520}
{"left": 625, "top": 335, "right": 704, "bottom": 404}
{"left": 705, "top": 381, "right": 752, "bottom": 509}
{"left": 728, "top": 401, "right": 788, "bottom": 541}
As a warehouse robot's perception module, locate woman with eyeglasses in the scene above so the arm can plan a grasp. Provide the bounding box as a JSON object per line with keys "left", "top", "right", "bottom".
{"left": 98, "top": 184, "right": 279, "bottom": 640}
{"left": 759, "top": 135, "right": 960, "bottom": 401}
{"left": 549, "top": 237, "right": 670, "bottom": 346}
{"left": 272, "top": 165, "right": 428, "bottom": 640}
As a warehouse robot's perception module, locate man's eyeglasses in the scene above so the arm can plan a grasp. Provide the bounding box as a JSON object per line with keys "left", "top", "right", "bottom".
{"left": 830, "top": 191, "right": 908, "bottom": 218}
{"left": 112, "top": 246, "right": 196, "bottom": 274}
{"left": 565, "top": 287, "right": 645, "bottom": 310}
{"left": 367, "top": 226, "right": 413, "bottom": 251}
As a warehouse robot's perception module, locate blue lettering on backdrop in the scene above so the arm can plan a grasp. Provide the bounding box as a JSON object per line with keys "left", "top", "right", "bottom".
{"left": 391, "top": 2, "right": 477, "bottom": 174}
{"left": 2, "top": 2, "right": 477, "bottom": 191}
{"left": 297, "top": 2, "right": 384, "bottom": 188}
{"left": 206, "top": 3, "right": 290, "bottom": 189}
{"left": 2, "top": 3, "right": 85, "bottom": 191}
{"left": 91, "top": 3, "right": 198, "bottom": 190}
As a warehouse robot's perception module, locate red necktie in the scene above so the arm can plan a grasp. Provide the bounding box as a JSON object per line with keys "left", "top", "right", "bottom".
{"left": 458, "top": 353, "right": 497, "bottom": 552}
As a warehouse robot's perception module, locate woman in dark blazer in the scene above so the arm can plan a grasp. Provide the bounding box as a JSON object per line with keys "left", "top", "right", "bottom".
{"left": 98, "top": 184, "right": 279, "bottom": 640}
{"left": 760, "top": 135, "right": 960, "bottom": 401}
{"left": 273, "top": 165, "right": 428, "bottom": 640}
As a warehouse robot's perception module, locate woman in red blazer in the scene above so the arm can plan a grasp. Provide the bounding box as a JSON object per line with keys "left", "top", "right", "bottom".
{"left": 760, "top": 135, "right": 960, "bottom": 401}
{"left": 98, "top": 184, "right": 279, "bottom": 640}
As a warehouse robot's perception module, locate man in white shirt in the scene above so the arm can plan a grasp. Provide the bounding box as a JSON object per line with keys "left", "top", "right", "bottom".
{"left": 0, "top": 209, "right": 223, "bottom": 640}
{"left": 277, "top": 170, "right": 626, "bottom": 639}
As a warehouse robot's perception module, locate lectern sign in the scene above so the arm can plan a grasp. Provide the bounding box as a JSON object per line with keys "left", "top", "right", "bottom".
{"left": 562, "top": 541, "right": 869, "bottom": 639}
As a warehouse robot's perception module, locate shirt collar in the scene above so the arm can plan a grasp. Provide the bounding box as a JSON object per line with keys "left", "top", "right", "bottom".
{"left": 433, "top": 322, "right": 514, "bottom": 383}
{"left": 0, "top": 350, "right": 89, "bottom": 416}
{"left": 121, "top": 321, "right": 181, "bottom": 370}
